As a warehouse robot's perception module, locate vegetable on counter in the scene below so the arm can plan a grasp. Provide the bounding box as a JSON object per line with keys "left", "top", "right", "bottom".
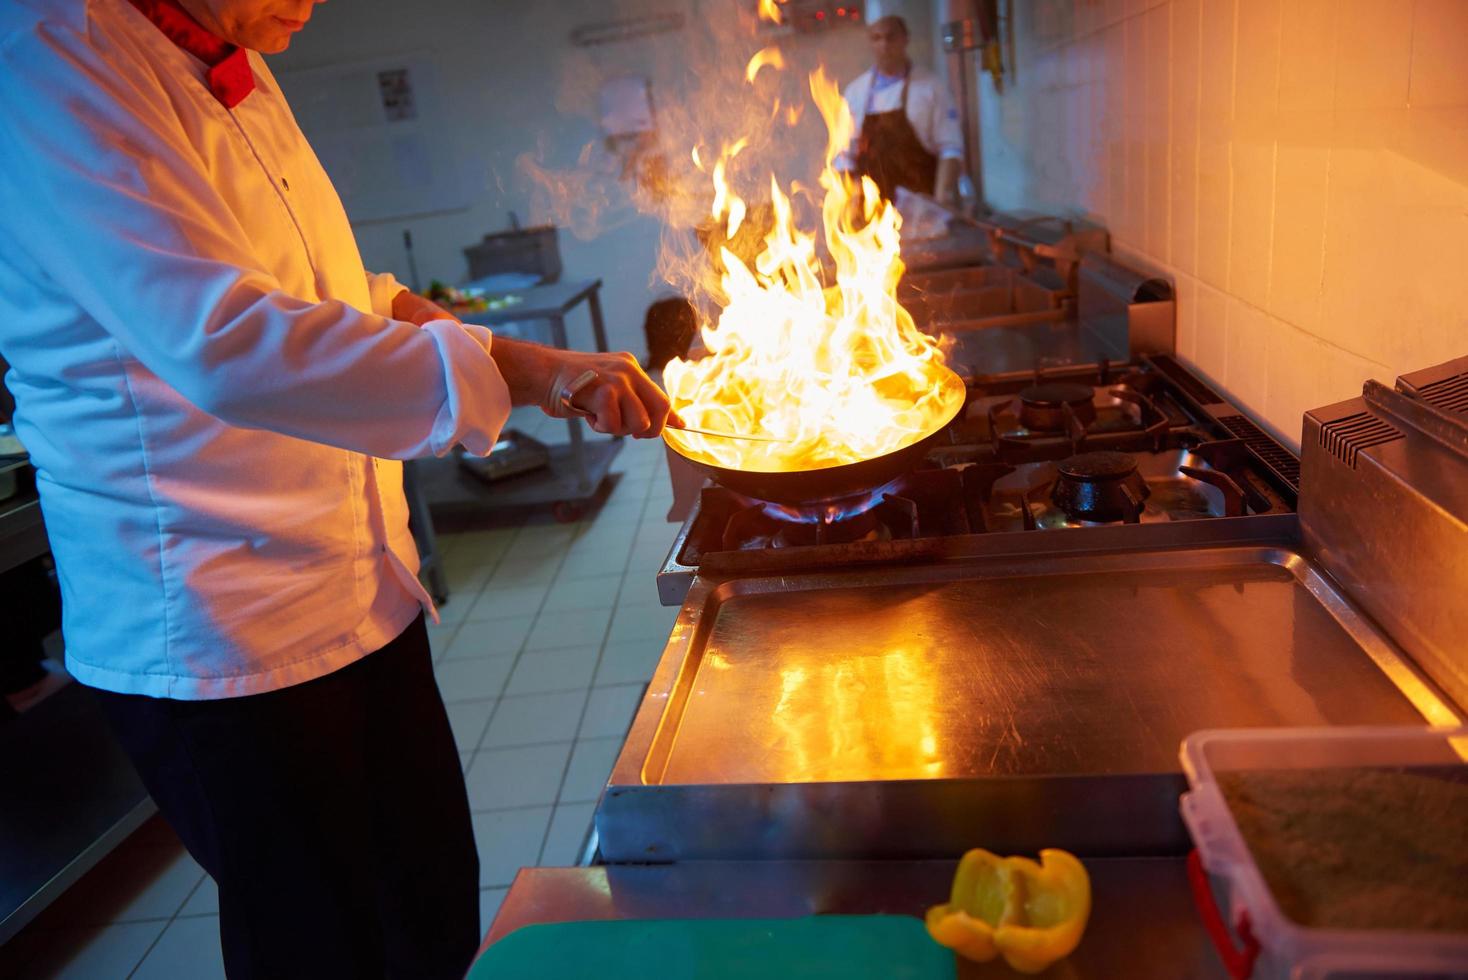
{"left": 925, "top": 847, "right": 1091, "bottom": 974}
{"left": 425, "top": 279, "right": 524, "bottom": 315}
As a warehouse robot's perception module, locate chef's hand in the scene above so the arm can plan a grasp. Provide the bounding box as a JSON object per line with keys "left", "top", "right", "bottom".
{"left": 491, "top": 337, "right": 677, "bottom": 439}
{"left": 544, "top": 350, "right": 679, "bottom": 438}
{"left": 392, "top": 290, "right": 458, "bottom": 326}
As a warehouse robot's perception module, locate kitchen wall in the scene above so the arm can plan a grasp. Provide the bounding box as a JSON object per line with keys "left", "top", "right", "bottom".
{"left": 972, "top": 0, "right": 1468, "bottom": 447}
{"left": 271, "top": 0, "right": 887, "bottom": 354}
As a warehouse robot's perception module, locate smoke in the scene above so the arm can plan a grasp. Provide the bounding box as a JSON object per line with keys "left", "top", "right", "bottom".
{"left": 514, "top": 1, "right": 849, "bottom": 317}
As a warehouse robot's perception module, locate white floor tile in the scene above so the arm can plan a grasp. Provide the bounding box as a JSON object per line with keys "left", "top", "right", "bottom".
{"left": 540, "top": 803, "right": 597, "bottom": 866}
{"left": 426, "top": 622, "right": 461, "bottom": 661}
{"left": 441, "top": 563, "right": 495, "bottom": 599}
{"left": 605, "top": 603, "right": 677, "bottom": 645}
{"left": 539, "top": 574, "right": 620, "bottom": 613}
{"left": 590, "top": 499, "right": 645, "bottom": 525}
{"left": 580, "top": 685, "right": 644, "bottom": 739}
{"left": 487, "top": 553, "right": 562, "bottom": 588}
{"left": 554, "top": 546, "right": 633, "bottom": 579}
{"left": 614, "top": 574, "right": 666, "bottom": 608}
{"left": 472, "top": 807, "right": 554, "bottom": 888}
{"left": 505, "top": 524, "right": 579, "bottom": 556}
{"left": 623, "top": 550, "right": 670, "bottom": 584}
{"left": 559, "top": 737, "right": 623, "bottom": 804}
{"left": 480, "top": 887, "right": 509, "bottom": 933}
{"left": 482, "top": 690, "right": 587, "bottom": 747}
{"left": 464, "top": 742, "right": 573, "bottom": 811}
{"left": 444, "top": 699, "right": 495, "bottom": 751}
{"left": 594, "top": 639, "right": 664, "bottom": 687}
{"left": 178, "top": 876, "right": 219, "bottom": 917}
{"left": 127, "top": 814, "right": 180, "bottom": 846}
{"left": 524, "top": 607, "right": 613, "bottom": 652}
{"left": 442, "top": 617, "right": 534, "bottom": 660}
{"left": 433, "top": 655, "right": 515, "bottom": 703}
{"left": 465, "top": 585, "right": 550, "bottom": 623}
{"left": 504, "top": 647, "right": 598, "bottom": 696}
{"left": 0, "top": 921, "right": 166, "bottom": 980}
{"left": 131, "top": 914, "right": 225, "bottom": 980}
{"left": 40, "top": 841, "right": 203, "bottom": 927}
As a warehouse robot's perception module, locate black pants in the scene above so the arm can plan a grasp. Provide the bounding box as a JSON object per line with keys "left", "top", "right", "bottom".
{"left": 92, "top": 615, "right": 479, "bottom": 980}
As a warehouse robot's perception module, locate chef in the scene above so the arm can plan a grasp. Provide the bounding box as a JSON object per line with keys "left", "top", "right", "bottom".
{"left": 836, "top": 15, "right": 965, "bottom": 205}
{"left": 0, "top": 0, "right": 669, "bottom": 977}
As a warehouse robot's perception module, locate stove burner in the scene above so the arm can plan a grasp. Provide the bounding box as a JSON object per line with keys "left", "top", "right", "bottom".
{"left": 1051, "top": 451, "right": 1151, "bottom": 523}
{"left": 1018, "top": 382, "right": 1097, "bottom": 432}
{"left": 759, "top": 482, "right": 896, "bottom": 526}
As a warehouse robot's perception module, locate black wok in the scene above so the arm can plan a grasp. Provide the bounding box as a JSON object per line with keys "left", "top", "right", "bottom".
{"left": 663, "top": 366, "right": 967, "bottom": 507}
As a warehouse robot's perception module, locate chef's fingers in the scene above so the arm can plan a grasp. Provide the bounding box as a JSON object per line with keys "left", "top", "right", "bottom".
{"left": 624, "top": 364, "right": 671, "bottom": 436}
{"left": 583, "top": 381, "right": 622, "bottom": 435}
{"left": 618, "top": 383, "right": 653, "bottom": 438}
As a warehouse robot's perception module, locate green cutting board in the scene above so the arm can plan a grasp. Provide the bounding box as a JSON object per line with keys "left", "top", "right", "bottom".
{"left": 468, "top": 915, "right": 955, "bottom": 979}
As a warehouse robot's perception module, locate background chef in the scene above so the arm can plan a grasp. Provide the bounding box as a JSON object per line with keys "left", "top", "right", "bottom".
{"left": 835, "top": 14, "right": 965, "bottom": 205}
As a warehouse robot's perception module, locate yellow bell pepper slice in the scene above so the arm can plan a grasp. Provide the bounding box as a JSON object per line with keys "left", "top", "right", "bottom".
{"left": 925, "top": 848, "right": 1091, "bottom": 974}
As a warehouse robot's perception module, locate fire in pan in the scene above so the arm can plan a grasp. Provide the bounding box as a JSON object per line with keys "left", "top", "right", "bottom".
{"left": 662, "top": 365, "right": 967, "bottom": 507}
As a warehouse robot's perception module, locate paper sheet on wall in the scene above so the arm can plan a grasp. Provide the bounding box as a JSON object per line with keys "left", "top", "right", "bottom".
{"left": 275, "top": 57, "right": 469, "bottom": 225}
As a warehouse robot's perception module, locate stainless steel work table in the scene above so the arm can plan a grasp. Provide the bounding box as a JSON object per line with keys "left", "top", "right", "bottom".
{"left": 480, "top": 859, "right": 1228, "bottom": 978}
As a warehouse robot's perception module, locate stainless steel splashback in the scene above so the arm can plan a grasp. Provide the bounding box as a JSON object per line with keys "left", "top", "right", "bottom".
{"left": 1077, "top": 253, "right": 1175, "bottom": 362}
{"left": 1300, "top": 356, "right": 1468, "bottom": 713}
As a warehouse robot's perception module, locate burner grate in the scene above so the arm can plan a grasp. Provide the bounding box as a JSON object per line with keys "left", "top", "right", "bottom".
{"left": 1216, "top": 414, "right": 1301, "bottom": 490}
{"left": 1146, "top": 354, "right": 1225, "bottom": 407}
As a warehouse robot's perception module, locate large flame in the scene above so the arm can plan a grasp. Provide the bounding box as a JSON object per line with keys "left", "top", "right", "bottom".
{"left": 662, "top": 68, "right": 962, "bottom": 473}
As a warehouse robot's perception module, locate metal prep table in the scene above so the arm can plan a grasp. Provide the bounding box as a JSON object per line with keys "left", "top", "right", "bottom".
{"left": 413, "top": 278, "right": 623, "bottom": 523}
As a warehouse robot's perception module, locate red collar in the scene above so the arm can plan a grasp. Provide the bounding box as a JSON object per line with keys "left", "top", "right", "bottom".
{"left": 127, "top": 0, "right": 256, "bottom": 109}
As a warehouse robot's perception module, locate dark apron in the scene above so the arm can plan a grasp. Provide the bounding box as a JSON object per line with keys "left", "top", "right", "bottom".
{"left": 854, "top": 71, "right": 938, "bottom": 201}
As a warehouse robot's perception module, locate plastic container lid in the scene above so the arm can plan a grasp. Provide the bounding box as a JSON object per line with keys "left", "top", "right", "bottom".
{"left": 1179, "top": 726, "right": 1468, "bottom": 980}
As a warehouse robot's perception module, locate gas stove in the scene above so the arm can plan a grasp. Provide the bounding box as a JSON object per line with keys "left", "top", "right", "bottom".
{"left": 602, "top": 354, "right": 1464, "bottom": 867}
{"left": 656, "top": 353, "right": 1298, "bottom": 604}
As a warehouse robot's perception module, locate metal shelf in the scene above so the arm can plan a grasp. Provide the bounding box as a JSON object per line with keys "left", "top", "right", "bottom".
{"left": 0, "top": 682, "right": 154, "bottom": 945}
{"left": 417, "top": 437, "right": 623, "bottom": 524}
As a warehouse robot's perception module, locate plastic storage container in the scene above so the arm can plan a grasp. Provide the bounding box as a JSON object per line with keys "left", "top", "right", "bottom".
{"left": 1180, "top": 726, "right": 1468, "bottom": 980}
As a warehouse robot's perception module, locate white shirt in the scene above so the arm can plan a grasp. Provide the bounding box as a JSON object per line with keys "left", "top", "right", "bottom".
{"left": 834, "top": 65, "right": 965, "bottom": 172}
{"left": 0, "top": 0, "right": 512, "bottom": 699}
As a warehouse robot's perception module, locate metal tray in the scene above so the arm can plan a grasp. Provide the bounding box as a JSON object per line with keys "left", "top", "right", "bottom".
{"left": 598, "top": 536, "right": 1458, "bottom": 863}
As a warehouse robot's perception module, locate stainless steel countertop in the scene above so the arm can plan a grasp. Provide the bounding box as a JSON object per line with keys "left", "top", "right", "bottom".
{"left": 601, "top": 532, "right": 1457, "bottom": 862}
{"left": 481, "top": 859, "right": 1228, "bottom": 979}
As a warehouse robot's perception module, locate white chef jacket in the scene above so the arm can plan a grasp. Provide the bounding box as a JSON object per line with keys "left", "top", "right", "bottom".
{"left": 833, "top": 65, "right": 965, "bottom": 172}
{"left": 0, "top": 0, "right": 512, "bottom": 699}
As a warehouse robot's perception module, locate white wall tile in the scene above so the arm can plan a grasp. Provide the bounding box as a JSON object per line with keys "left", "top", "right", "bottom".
{"left": 1232, "top": 0, "right": 1281, "bottom": 128}
{"left": 1167, "top": 0, "right": 1201, "bottom": 273}
{"left": 1333, "top": 0, "right": 1414, "bottom": 110}
{"left": 978, "top": 0, "right": 1467, "bottom": 436}
{"left": 1277, "top": 0, "right": 1337, "bottom": 114}
{"left": 1141, "top": 4, "right": 1173, "bottom": 259}
{"left": 1222, "top": 298, "right": 1272, "bottom": 413}
{"left": 1174, "top": 272, "right": 1199, "bottom": 362}
{"left": 1227, "top": 138, "right": 1276, "bottom": 310}
{"left": 1266, "top": 140, "right": 1330, "bottom": 333}
{"left": 1194, "top": 0, "right": 1236, "bottom": 289}
{"left": 1410, "top": 0, "right": 1468, "bottom": 107}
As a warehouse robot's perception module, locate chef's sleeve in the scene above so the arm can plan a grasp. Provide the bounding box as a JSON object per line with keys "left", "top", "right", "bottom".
{"left": 0, "top": 36, "right": 509, "bottom": 461}
{"left": 366, "top": 271, "right": 407, "bottom": 318}
{"left": 932, "top": 78, "right": 965, "bottom": 162}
